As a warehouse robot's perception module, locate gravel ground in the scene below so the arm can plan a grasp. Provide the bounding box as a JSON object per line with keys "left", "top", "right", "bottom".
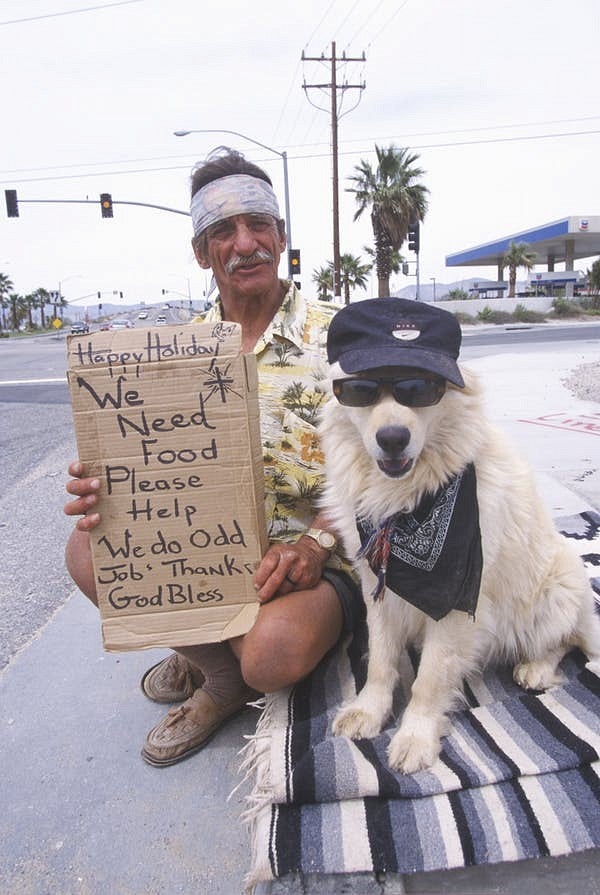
{"left": 562, "top": 360, "right": 600, "bottom": 403}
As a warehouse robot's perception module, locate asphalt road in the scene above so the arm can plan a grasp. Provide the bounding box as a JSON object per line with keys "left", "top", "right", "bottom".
{"left": 0, "top": 334, "right": 75, "bottom": 668}
{"left": 0, "top": 321, "right": 598, "bottom": 670}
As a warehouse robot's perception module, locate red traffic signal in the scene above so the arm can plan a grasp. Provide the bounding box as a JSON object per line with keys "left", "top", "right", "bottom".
{"left": 5, "top": 189, "right": 19, "bottom": 218}
{"left": 100, "top": 193, "right": 113, "bottom": 218}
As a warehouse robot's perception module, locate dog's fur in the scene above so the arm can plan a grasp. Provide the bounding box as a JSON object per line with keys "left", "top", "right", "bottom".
{"left": 320, "top": 363, "right": 600, "bottom": 774}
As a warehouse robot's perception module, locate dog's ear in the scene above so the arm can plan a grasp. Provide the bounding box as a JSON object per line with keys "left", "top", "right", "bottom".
{"left": 328, "top": 361, "right": 344, "bottom": 379}
{"left": 324, "top": 361, "right": 345, "bottom": 393}
{"left": 453, "top": 365, "right": 481, "bottom": 397}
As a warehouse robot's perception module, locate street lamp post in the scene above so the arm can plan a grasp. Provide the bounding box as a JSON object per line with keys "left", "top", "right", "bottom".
{"left": 174, "top": 129, "right": 293, "bottom": 279}
{"left": 57, "top": 273, "right": 83, "bottom": 319}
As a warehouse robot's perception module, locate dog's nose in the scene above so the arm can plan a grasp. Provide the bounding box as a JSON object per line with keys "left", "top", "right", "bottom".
{"left": 376, "top": 425, "right": 410, "bottom": 455}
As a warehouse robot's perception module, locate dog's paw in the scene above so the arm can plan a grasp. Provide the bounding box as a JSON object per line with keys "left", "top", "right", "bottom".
{"left": 387, "top": 726, "right": 441, "bottom": 774}
{"left": 513, "top": 659, "right": 562, "bottom": 691}
{"left": 332, "top": 706, "right": 383, "bottom": 740}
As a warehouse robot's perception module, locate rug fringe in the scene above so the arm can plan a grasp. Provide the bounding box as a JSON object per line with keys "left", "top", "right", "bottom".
{"left": 237, "top": 689, "right": 292, "bottom": 892}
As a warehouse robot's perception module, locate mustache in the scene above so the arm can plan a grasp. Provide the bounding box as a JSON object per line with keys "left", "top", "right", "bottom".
{"left": 225, "top": 249, "right": 274, "bottom": 274}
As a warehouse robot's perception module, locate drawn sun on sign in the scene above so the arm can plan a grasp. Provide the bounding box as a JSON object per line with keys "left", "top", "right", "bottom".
{"left": 202, "top": 360, "right": 243, "bottom": 403}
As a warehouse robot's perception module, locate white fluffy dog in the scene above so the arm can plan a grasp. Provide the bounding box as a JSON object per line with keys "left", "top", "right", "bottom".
{"left": 320, "top": 298, "right": 600, "bottom": 775}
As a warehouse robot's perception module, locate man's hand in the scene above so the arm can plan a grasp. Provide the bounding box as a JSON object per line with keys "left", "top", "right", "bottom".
{"left": 253, "top": 536, "right": 330, "bottom": 603}
{"left": 63, "top": 461, "right": 101, "bottom": 532}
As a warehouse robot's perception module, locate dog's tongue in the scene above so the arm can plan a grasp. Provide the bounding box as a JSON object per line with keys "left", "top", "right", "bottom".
{"left": 378, "top": 457, "right": 413, "bottom": 478}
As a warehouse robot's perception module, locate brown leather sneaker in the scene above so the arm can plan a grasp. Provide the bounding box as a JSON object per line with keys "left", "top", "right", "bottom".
{"left": 140, "top": 653, "right": 204, "bottom": 704}
{"left": 141, "top": 686, "right": 255, "bottom": 767}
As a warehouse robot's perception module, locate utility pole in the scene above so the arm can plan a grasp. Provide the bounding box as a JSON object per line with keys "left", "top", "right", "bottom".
{"left": 302, "top": 42, "right": 365, "bottom": 302}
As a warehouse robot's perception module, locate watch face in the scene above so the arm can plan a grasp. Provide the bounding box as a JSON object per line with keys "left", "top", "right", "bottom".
{"left": 318, "top": 531, "right": 336, "bottom": 550}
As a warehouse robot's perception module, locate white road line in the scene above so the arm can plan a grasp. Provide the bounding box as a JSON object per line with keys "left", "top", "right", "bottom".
{"left": 0, "top": 377, "right": 67, "bottom": 385}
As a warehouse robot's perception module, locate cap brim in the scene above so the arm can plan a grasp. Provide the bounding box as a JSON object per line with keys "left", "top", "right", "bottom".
{"left": 337, "top": 346, "right": 465, "bottom": 388}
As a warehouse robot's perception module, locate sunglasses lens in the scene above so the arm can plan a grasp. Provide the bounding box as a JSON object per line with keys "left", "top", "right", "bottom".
{"left": 333, "top": 377, "right": 446, "bottom": 408}
{"left": 392, "top": 378, "right": 445, "bottom": 407}
{"left": 333, "top": 379, "right": 381, "bottom": 407}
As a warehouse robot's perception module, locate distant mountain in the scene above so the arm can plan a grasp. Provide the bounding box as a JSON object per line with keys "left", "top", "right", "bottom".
{"left": 392, "top": 276, "right": 529, "bottom": 301}
{"left": 66, "top": 299, "right": 207, "bottom": 318}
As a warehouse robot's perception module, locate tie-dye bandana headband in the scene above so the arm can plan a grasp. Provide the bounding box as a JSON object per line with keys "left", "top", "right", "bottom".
{"left": 190, "top": 174, "right": 281, "bottom": 237}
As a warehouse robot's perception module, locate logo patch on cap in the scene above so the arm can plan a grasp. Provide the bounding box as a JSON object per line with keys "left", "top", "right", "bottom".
{"left": 392, "top": 322, "right": 421, "bottom": 342}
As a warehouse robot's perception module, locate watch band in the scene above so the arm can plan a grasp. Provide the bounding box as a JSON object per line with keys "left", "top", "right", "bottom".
{"left": 303, "top": 527, "right": 337, "bottom": 553}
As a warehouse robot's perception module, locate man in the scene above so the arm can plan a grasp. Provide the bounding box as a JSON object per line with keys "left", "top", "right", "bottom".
{"left": 64, "top": 147, "right": 363, "bottom": 767}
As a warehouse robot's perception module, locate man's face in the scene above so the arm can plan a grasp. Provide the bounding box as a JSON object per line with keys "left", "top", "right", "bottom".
{"left": 194, "top": 212, "right": 286, "bottom": 297}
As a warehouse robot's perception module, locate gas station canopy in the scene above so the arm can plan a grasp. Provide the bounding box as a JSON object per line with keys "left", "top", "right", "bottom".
{"left": 446, "top": 216, "right": 600, "bottom": 274}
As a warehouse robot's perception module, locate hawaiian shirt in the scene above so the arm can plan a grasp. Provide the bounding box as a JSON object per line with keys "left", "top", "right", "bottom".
{"left": 194, "top": 281, "right": 348, "bottom": 571}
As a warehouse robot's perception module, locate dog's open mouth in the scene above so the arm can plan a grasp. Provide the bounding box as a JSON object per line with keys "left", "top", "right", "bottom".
{"left": 377, "top": 456, "right": 414, "bottom": 478}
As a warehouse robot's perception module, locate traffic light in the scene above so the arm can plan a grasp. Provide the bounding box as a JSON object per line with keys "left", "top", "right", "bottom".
{"left": 100, "top": 193, "right": 113, "bottom": 218}
{"left": 5, "top": 189, "right": 19, "bottom": 218}
{"left": 289, "top": 249, "right": 301, "bottom": 275}
{"left": 402, "top": 262, "right": 409, "bottom": 275}
{"left": 407, "top": 221, "right": 420, "bottom": 254}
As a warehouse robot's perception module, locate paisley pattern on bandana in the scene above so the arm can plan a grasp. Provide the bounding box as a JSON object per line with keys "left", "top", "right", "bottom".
{"left": 357, "top": 463, "right": 483, "bottom": 619}
{"left": 190, "top": 174, "right": 280, "bottom": 236}
{"left": 386, "top": 471, "right": 462, "bottom": 571}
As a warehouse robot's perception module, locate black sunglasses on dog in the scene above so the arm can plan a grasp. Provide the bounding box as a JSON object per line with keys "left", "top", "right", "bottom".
{"left": 332, "top": 375, "right": 446, "bottom": 408}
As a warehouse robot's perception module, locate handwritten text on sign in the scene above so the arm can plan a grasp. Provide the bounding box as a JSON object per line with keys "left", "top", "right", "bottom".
{"left": 67, "top": 323, "right": 266, "bottom": 648}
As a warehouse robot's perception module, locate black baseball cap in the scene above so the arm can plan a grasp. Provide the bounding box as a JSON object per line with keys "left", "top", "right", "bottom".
{"left": 327, "top": 297, "right": 464, "bottom": 388}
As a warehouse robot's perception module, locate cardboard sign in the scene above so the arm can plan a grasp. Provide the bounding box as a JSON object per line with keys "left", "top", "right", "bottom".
{"left": 67, "top": 322, "right": 267, "bottom": 651}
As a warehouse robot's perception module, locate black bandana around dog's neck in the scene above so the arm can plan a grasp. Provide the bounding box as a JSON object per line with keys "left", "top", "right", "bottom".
{"left": 356, "top": 463, "right": 483, "bottom": 620}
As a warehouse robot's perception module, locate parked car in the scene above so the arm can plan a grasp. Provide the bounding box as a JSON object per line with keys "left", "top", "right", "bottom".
{"left": 70, "top": 321, "right": 90, "bottom": 335}
{"left": 109, "top": 318, "right": 133, "bottom": 330}
{"left": 138, "top": 311, "right": 148, "bottom": 320}
{"left": 99, "top": 321, "right": 110, "bottom": 331}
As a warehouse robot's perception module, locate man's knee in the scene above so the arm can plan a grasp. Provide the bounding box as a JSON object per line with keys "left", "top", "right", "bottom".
{"left": 240, "top": 624, "right": 307, "bottom": 692}
{"left": 65, "top": 528, "right": 98, "bottom": 605}
{"left": 238, "top": 585, "right": 343, "bottom": 692}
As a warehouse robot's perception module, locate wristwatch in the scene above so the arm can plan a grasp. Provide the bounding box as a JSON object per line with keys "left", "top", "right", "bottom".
{"left": 303, "top": 527, "right": 337, "bottom": 553}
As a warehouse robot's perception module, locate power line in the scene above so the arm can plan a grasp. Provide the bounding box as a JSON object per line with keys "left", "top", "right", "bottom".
{"left": 3, "top": 126, "right": 598, "bottom": 185}
{"left": 2, "top": 114, "right": 598, "bottom": 180}
{"left": 0, "top": 0, "right": 142, "bottom": 26}
{"left": 303, "top": 41, "right": 366, "bottom": 299}
{"left": 302, "top": 0, "right": 339, "bottom": 49}
{"left": 346, "top": 0, "right": 410, "bottom": 50}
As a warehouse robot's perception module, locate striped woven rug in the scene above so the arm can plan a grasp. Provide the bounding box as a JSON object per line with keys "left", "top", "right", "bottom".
{"left": 243, "top": 511, "right": 600, "bottom": 891}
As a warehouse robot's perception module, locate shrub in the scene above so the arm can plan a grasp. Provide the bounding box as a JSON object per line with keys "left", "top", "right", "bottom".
{"left": 552, "top": 297, "right": 582, "bottom": 317}
{"left": 477, "top": 306, "right": 513, "bottom": 324}
{"left": 578, "top": 296, "right": 600, "bottom": 312}
{"left": 453, "top": 311, "right": 478, "bottom": 325}
{"left": 447, "top": 288, "right": 470, "bottom": 301}
{"left": 512, "top": 304, "right": 547, "bottom": 323}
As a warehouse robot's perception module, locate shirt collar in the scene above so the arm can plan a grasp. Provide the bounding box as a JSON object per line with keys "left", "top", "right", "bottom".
{"left": 201, "top": 280, "right": 307, "bottom": 355}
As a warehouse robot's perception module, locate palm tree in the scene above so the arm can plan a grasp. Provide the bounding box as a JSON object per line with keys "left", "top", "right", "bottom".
{"left": 52, "top": 293, "right": 68, "bottom": 320}
{"left": 502, "top": 242, "right": 537, "bottom": 298}
{"left": 9, "top": 292, "right": 27, "bottom": 331}
{"left": 31, "top": 287, "right": 52, "bottom": 329}
{"left": 363, "top": 245, "right": 405, "bottom": 280}
{"left": 348, "top": 145, "right": 429, "bottom": 297}
{"left": 312, "top": 265, "right": 334, "bottom": 302}
{"left": 587, "top": 258, "right": 600, "bottom": 297}
{"left": 0, "top": 272, "right": 14, "bottom": 331}
{"left": 338, "top": 253, "right": 372, "bottom": 304}
{"left": 24, "top": 293, "right": 36, "bottom": 330}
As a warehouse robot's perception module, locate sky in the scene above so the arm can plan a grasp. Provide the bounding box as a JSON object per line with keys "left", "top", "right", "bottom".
{"left": 1, "top": 0, "right": 599, "bottom": 311}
